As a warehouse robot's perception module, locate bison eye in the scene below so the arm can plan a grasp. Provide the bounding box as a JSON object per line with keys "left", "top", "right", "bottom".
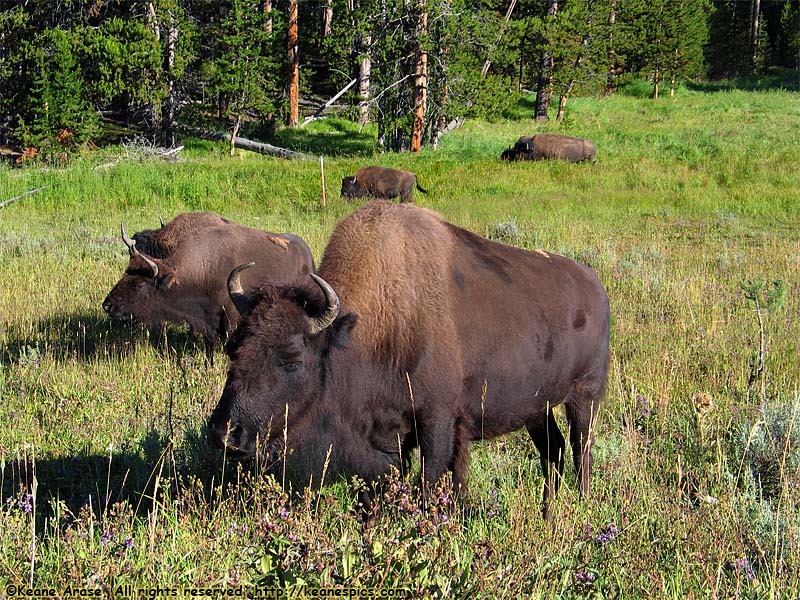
{"left": 282, "top": 361, "right": 303, "bottom": 373}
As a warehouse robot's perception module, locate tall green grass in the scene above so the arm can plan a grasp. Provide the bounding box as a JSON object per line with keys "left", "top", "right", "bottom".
{"left": 1, "top": 86, "right": 799, "bottom": 597}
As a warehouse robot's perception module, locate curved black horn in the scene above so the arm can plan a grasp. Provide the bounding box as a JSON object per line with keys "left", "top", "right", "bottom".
{"left": 140, "top": 252, "right": 159, "bottom": 278}
{"left": 159, "top": 216, "right": 165, "bottom": 228}
{"left": 228, "top": 262, "right": 256, "bottom": 316}
{"left": 121, "top": 222, "right": 137, "bottom": 254}
{"left": 308, "top": 274, "right": 340, "bottom": 334}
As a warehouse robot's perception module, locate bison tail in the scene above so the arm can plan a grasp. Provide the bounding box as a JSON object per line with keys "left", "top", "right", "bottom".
{"left": 416, "top": 181, "right": 429, "bottom": 194}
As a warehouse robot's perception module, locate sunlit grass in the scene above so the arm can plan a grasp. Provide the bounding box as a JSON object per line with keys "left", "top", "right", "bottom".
{"left": 1, "top": 86, "right": 799, "bottom": 596}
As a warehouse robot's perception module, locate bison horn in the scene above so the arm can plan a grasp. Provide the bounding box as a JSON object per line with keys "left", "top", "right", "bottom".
{"left": 121, "top": 222, "right": 137, "bottom": 255}
{"left": 308, "top": 274, "right": 340, "bottom": 334}
{"left": 121, "top": 222, "right": 159, "bottom": 277}
{"left": 140, "top": 252, "right": 159, "bottom": 278}
{"left": 159, "top": 216, "right": 165, "bottom": 227}
{"left": 228, "top": 262, "right": 256, "bottom": 316}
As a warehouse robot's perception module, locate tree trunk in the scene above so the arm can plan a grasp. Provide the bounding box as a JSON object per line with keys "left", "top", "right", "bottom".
{"left": 606, "top": 0, "right": 618, "bottom": 95}
{"left": 534, "top": 0, "right": 558, "bottom": 121}
{"left": 264, "top": 0, "right": 272, "bottom": 34}
{"left": 652, "top": 67, "right": 660, "bottom": 99}
{"left": 162, "top": 14, "right": 178, "bottom": 147}
{"left": 147, "top": 2, "right": 160, "bottom": 40}
{"left": 230, "top": 114, "right": 241, "bottom": 157}
{"left": 410, "top": 2, "right": 428, "bottom": 152}
{"left": 359, "top": 34, "right": 372, "bottom": 126}
{"left": 750, "top": 0, "right": 761, "bottom": 73}
{"left": 287, "top": 0, "right": 299, "bottom": 127}
{"left": 555, "top": 95, "right": 567, "bottom": 122}
{"left": 481, "top": 0, "right": 518, "bottom": 77}
{"left": 322, "top": 0, "right": 334, "bottom": 37}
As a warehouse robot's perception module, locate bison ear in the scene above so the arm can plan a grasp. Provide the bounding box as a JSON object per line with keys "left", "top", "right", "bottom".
{"left": 327, "top": 312, "right": 357, "bottom": 349}
{"left": 156, "top": 272, "right": 176, "bottom": 290}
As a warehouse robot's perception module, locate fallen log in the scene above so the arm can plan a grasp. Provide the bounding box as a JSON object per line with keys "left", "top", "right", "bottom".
{"left": 0, "top": 186, "right": 47, "bottom": 210}
{"left": 181, "top": 126, "right": 313, "bottom": 160}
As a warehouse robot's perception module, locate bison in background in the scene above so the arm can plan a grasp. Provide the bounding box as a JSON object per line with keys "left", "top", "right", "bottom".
{"left": 209, "top": 201, "right": 609, "bottom": 519}
{"left": 102, "top": 212, "right": 315, "bottom": 358}
{"left": 341, "top": 166, "right": 428, "bottom": 203}
{"left": 501, "top": 133, "right": 597, "bottom": 163}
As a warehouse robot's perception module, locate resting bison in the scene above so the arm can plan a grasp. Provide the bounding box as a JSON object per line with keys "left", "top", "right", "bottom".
{"left": 209, "top": 201, "right": 609, "bottom": 519}
{"left": 501, "top": 133, "right": 597, "bottom": 163}
{"left": 102, "top": 213, "right": 315, "bottom": 356}
{"left": 341, "top": 166, "right": 428, "bottom": 203}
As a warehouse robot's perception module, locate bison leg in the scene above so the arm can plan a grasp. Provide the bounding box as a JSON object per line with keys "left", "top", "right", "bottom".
{"left": 448, "top": 419, "right": 470, "bottom": 499}
{"left": 565, "top": 393, "right": 601, "bottom": 497}
{"left": 526, "top": 410, "right": 565, "bottom": 521}
{"left": 418, "top": 414, "right": 456, "bottom": 492}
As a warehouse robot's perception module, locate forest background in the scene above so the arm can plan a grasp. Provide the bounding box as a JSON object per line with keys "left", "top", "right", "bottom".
{"left": 2, "top": 0, "right": 799, "bottom": 157}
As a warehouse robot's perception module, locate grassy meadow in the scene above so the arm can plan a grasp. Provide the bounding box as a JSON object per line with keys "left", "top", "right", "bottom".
{"left": 1, "top": 83, "right": 799, "bottom": 598}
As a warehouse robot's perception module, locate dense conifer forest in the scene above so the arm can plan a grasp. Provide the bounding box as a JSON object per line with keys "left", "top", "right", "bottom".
{"left": 1, "top": 0, "right": 798, "bottom": 157}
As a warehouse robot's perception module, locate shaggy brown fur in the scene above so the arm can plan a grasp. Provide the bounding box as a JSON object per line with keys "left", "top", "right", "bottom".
{"left": 341, "top": 166, "right": 428, "bottom": 203}
{"left": 501, "top": 133, "right": 597, "bottom": 163}
{"left": 209, "top": 201, "right": 609, "bottom": 519}
{"left": 103, "top": 213, "right": 315, "bottom": 353}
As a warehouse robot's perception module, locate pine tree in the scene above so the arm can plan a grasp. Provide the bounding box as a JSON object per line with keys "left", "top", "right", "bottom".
{"left": 206, "top": 0, "right": 280, "bottom": 147}
{"left": 18, "top": 28, "right": 100, "bottom": 154}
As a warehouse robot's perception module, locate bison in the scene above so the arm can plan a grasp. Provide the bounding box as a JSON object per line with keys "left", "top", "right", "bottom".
{"left": 501, "top": 133, "right": 597, "bottom": 163}
{"left": 341, "top": 166, "right": 428, "bottom": 203}
{"left": 102, "top": 212, "right": 315, "bottom": 357}
{"left": 209, "top": 201, "right": 609, "bottom": 519}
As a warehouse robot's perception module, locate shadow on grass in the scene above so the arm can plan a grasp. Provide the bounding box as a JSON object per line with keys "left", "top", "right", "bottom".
{"left": 688, "top": 69, "right": 800, "bottom": 93}
{"left": 501, "top": 94, "right": 538, "bottom": 121}
{"left": 1, "top": 427, "right": 259, "bottom": 530}
{"left": 0, "top": 312, "right": 209, "bottom": 365}
{"left": 267, "top": 119, "right": 378, "bottom": 157}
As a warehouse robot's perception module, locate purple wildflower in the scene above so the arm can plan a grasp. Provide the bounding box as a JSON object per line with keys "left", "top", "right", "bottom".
{"left": 574, "top": 571, "right": 596, "bottom": 584}
{"left": 17, "top": 493, "right": 33, "bottom": 513}
{"left": 636, "top": 394, "right": 652, "bottom": 419}
{"left": 101, "top": 531, "right": 114, "bottom": 546}
{"left": 596, "top": 523, "right": 619, "bottom": 544}
{"left": 278, "top": 508, "right": 290, "bottom": 519}
{"left": 123, "top": 537, "right": 134, "bottom": 550}
{"left": 734, "top": 557, "right": 755, "bottom": 581}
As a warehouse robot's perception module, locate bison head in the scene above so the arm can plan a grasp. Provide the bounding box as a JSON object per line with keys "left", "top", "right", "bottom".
{"left": 208, "top": 266, "right": 357, "bottom": 457}
{"left": 102, "top": 223, "right": 177, "bottom": 324}
{"left": 340, "top": 175, "right": 362, "bottom": 199}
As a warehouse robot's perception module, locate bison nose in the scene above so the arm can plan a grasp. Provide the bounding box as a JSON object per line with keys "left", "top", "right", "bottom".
{"left": 102, "top": 296, "right": 113, "bottom": 314}
{"left": 209, "top": 417, "right": 249, "bottom": 454}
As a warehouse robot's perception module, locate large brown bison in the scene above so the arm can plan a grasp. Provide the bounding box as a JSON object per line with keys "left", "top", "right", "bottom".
{"left": 341, "top": 166, "right": 428, "bottom": 203}
{"left": 501, "top": 133, "right": 597, "bottom": 163}
{"left": 209, "top": 201, "right": 609, "bottom": 519}
{"left": 102, "top": 213, "right": 315, "bottom": 356}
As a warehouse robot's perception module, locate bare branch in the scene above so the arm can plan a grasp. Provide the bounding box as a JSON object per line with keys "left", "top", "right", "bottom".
{"left": 0, "top": 186, "right": 47, "bottom": 210}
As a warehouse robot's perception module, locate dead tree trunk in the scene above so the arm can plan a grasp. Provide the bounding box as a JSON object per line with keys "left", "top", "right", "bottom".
{"left": 287, "top": 0, "right": 299, "bottom": 126}
{"left": 481, "top": 0, "right": 518, "bottom": 77}
{"left": 652, "top": 67, "right": 660, "bottom": 99}
{"left": 322, "top": 0, "right": 334, "bottom": 37}
{"left": 410, "top": 2, "right": 428, "bottom": 152}
{"left": 359, "top": 33, "right": 372, "bottom": 126}
{"left": 534, "top": 0, "right": 558, "bottom": 121}
{"left": 606, "top": 0, "right": 619, "bottom": 95}
{"left": 264, "top": 0, "right": 272, "bottom": 34}
{"left": 162, "top": 13, "right": 178, "bottom": 147}
{"left": 749, "top": 0, "right": 761, "bottom": 73}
